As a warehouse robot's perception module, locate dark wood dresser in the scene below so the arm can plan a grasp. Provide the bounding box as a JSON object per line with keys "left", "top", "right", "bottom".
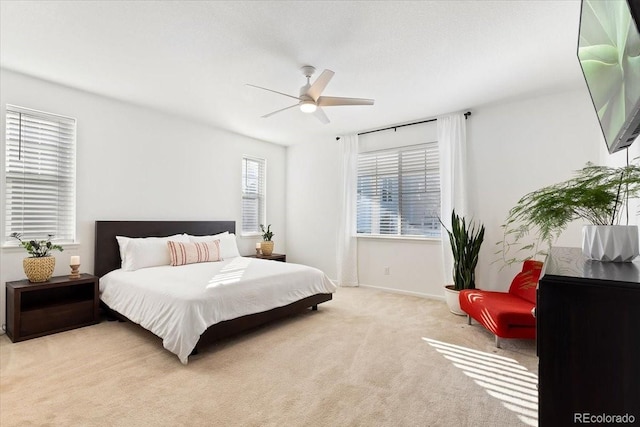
{"left": 6, "top": 273, "right": 100, "bottom": 342}
{"left": 537, "top": 247, "right": 640, "bottom": 425}
{"left": 247, "top": 253, "right": 286, "bottom": 262}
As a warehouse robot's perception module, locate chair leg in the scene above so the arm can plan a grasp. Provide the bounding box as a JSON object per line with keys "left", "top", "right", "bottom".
{"left": 467, "top": 314, "right": 472, "bottom": 325}
{"left": 495, "top": 335, "right": 501, "bottom": 348}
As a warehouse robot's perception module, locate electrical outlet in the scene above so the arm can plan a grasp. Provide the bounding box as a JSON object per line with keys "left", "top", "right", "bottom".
{"left": 384, "top": 267, "right": 390, "bottom": 275}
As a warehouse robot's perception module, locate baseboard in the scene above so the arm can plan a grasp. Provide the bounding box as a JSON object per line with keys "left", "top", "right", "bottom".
{"left": 356, "top": 283, "right": 445, "bottom": 301}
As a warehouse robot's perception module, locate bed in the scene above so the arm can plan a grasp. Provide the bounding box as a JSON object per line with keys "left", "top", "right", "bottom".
{"left": 94, "top": 220, "right": 335, "bottom": 363}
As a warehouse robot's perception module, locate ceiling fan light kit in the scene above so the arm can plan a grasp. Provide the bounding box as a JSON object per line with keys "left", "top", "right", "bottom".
{"left": 299, "top": 99, "right": 317, "bottom": 113}
{"left": 247, "top": 65, "right": 374, "bottom": 124}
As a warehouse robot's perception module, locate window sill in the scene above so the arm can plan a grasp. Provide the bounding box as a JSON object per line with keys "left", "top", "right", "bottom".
{"left": 2, "top": 242, "right": 81, "bottom": 252}
{"left": 356, "top": 234, "right": 441, "bottom": 242}
{"left": 239, "top": 232, "right": 262, "bottom": 239}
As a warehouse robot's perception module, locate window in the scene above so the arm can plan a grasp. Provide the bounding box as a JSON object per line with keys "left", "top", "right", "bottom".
{"left": 4, "top": 105, "right": 76, "bottom": 243}
{"left": 357, "top": 142, "right": 440, "bottom": 237}
{"left": 241, "top": 156, "right": 266, "bottom": 235}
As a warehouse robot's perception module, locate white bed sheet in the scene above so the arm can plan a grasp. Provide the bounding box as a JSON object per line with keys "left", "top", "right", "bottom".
{"left": 99, "top": 257, "right": 336, "bottom": 363}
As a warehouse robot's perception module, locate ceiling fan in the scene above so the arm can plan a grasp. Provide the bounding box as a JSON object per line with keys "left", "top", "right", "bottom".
{"left": 247, "top": 65, "right": 374, "bottom": 124}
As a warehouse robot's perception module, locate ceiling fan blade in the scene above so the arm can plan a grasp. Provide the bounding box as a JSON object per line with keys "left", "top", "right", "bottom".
{"left": 246, "top": 84, "right": 300, "bottom": 101}
{"left": 261, "top": 103, "right": 300, "bottom": 118}
{"left": 306, "top": 69, "right": 335, "bottom": 101}
{"left": 313, "top": 107, "right": 330, "bottom": 124}
{"left": 317, "top": 96, "right": 375, "bottom": 107}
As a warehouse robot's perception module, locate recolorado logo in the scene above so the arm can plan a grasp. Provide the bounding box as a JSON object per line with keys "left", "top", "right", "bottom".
{"left": 574, "top": 413, "right": 636, "bottom": 424}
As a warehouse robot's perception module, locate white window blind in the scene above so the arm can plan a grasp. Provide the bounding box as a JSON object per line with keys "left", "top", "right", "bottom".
{"left": 241, "top": 156, "right": 266, "bottom": 234}
{"left": 357, "top": 142, "right": 440, "bottom": 237}
{"left": 4, "top": 105, "right": 76, "bottom": 242}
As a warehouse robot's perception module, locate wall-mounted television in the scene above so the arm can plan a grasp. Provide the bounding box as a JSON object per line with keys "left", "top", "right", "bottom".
{"left": 577, "top": 0, "right": 640, "bottom": 154}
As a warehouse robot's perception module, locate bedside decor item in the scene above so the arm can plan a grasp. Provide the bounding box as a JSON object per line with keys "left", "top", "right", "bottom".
{"left": 260, "top": 224, "right": 275, "bottom": 256}
{"left": 499, "top": 161, "right": 640, "bottom": 264}
{"left": 440, "top": 210, "right": 485, "bottom": 315}
{"left": 10, "top": 232, "right": 64, "bottom": 282}
{"left": 70, "top": 255, "right": 81, "bottom": 279}
{"left": 255, "top": 242, "right": 261, "bottom": 255}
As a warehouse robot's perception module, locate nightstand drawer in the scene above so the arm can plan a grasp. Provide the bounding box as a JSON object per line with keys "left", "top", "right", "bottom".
{"left": 20, "top": 300, "right": 96, "bottom": 337}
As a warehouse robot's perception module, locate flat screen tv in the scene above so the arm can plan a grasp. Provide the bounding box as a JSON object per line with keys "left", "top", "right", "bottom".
{"left": 577, "top": 0, "right": 640, "bottom": 154}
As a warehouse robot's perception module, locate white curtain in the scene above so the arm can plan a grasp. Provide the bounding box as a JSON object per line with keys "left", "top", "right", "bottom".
{"left": 437, "top": 113, "right": 468, "bottom": 285}
{"left": 336, "top": 134, "right": 359, "bottom": 287}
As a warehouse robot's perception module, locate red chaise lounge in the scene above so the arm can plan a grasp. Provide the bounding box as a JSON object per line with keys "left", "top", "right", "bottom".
{"left": 459, "top": 260, "right": 543, "bottom": 347}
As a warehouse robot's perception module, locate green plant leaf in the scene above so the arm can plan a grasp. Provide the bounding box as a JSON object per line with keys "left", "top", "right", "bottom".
{"left": 496, "top": 160, "right": 640, "bottom": 266}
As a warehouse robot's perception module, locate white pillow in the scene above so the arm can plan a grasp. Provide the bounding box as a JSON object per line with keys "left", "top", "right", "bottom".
{"left": 116, "top": 234, "right": 189, "bottom": 271}
{"left": 189, "top": 232, "right": 240, "bottom": 259}
{"left": 188, "top": 231, "right": 228, "bottom": 242}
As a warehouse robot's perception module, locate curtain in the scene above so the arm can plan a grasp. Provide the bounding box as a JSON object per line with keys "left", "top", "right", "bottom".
{"left": 437, "top": 113, "right": 468, "bottom": 285}
{"left": 336, "top": 134, "right": 359, "bottom": 286}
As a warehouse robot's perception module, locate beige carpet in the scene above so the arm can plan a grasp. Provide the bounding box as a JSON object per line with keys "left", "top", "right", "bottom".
{"left": 0, "top": 287, "right": 538, "bottom": 426}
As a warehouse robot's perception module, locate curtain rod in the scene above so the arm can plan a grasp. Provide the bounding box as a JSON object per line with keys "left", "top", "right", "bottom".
{"left": 336, "top": 111, "right": 471, "bottom": 140}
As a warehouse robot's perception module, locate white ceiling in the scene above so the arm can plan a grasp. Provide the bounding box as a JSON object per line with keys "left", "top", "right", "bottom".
{"left": 0, "top": 0, "right": 585, "bottom": 146}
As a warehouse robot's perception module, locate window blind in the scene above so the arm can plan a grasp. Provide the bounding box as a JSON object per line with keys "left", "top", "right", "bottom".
{"left": 241, "top": 156, "right": 266, "bottom": 234}
{"left": 4, "top": 105, "right": 76, "bottom": 242}
{"left": 357, "top": 142, "right": 440, "bottom": 237}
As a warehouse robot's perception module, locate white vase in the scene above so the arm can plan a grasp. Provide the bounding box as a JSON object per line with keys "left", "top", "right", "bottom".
{"left": 582, "top": 225, "right": 639, "bottom": 262}
{"left": 444, "top": 285, "right": 465, "bottom": 316}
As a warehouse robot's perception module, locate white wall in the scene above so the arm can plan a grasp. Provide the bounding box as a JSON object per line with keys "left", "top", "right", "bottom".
{"left": 285, "top": 138, "right": 341, "bottom": 277}
{"left": 599, "top": 123, "right": 640, "bottom": 225}
{"left": 469, "top": 89, "right": 601, "bottom": 291}
{"left": 0, "top": 69, "right": 287, "bottom": 330}
{"left": 286, "top": 88, "right": 602, "bottom": 298}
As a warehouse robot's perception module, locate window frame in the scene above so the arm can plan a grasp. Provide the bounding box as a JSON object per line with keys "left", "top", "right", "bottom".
{"left": 241, "top": 155, "right": 266, "bottom": 237}
{"left": 356, "top": 141, "right": 441, "bottom": 239}
{"left": 3, "top": 104, "right": 77, "bottom": 246}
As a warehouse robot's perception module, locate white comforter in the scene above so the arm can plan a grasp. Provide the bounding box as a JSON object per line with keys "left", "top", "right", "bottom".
{"left": 100, "top": 257, "right": 336, "bottom": 363}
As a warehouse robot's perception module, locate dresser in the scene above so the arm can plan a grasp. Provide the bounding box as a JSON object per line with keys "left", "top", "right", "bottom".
{"left": 537, "top": 247, "right": 640, "bottom": 425}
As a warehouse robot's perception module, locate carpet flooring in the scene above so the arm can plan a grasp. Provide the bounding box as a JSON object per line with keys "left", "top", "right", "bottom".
{"left": 0, "top": 287, "right": 538, "bottom": 426}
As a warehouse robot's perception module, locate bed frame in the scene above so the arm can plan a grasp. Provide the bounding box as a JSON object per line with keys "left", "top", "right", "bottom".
{"left": 94, "top": 220, "right": 332, "bottom": 354}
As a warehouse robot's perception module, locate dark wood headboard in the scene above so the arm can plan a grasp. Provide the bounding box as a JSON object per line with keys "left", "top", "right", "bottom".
{"left": 94, "top": 221, "right": 236, "bottom": 277}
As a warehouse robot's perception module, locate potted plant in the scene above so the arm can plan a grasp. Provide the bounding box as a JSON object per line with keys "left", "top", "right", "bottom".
{"left": 259, "top": 224, "right": 275, "bottom": 256}
{"left": 441, "top": 210, "right": 485, "bottom": 315}
{"left": 10, "top": 232, "right": 64, "bottom": 282}
{"left": 498, "top": 161, "right": 640, "bottom": 264}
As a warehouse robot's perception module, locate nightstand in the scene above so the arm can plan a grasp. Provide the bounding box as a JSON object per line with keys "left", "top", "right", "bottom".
{"left": 248, "top": 253, "right": 286, "bottom": 262}
{"left": 5, "top": 273, "right": 100, "bottom": 342}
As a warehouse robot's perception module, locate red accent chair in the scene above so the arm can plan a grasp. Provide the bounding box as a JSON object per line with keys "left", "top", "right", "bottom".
{"left": 459, "top": 260, "right": 543, "bottom": 348}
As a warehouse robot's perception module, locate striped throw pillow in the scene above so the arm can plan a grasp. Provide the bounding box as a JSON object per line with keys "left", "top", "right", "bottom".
{"left": 167, "top": 239, "right": 221, "bottom": 266}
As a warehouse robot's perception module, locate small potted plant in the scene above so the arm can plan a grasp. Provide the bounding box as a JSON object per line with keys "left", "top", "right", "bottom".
{"left": 498, "top": 161, "right": 640, "bottom": 264}
{"left": 441, "top": 210, "right": 485, "bottom": 315}
{"left": 10, "top": 232, "right": 63, "bottom": 282}
{"left": 259, "top": 224, "right": 275, "bottom": 256}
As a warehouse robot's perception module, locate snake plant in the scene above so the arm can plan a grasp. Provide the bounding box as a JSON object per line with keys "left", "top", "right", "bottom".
{"left": 442, "top": 210, "right": 485, "bottom": 291}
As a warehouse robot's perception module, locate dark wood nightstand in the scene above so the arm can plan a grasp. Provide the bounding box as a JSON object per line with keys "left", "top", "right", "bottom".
{"left": 247, "top": 253, "right": 286, "bottom": 262}
{"left": 5, "top": 273, "right": 100, "bottom": 342}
